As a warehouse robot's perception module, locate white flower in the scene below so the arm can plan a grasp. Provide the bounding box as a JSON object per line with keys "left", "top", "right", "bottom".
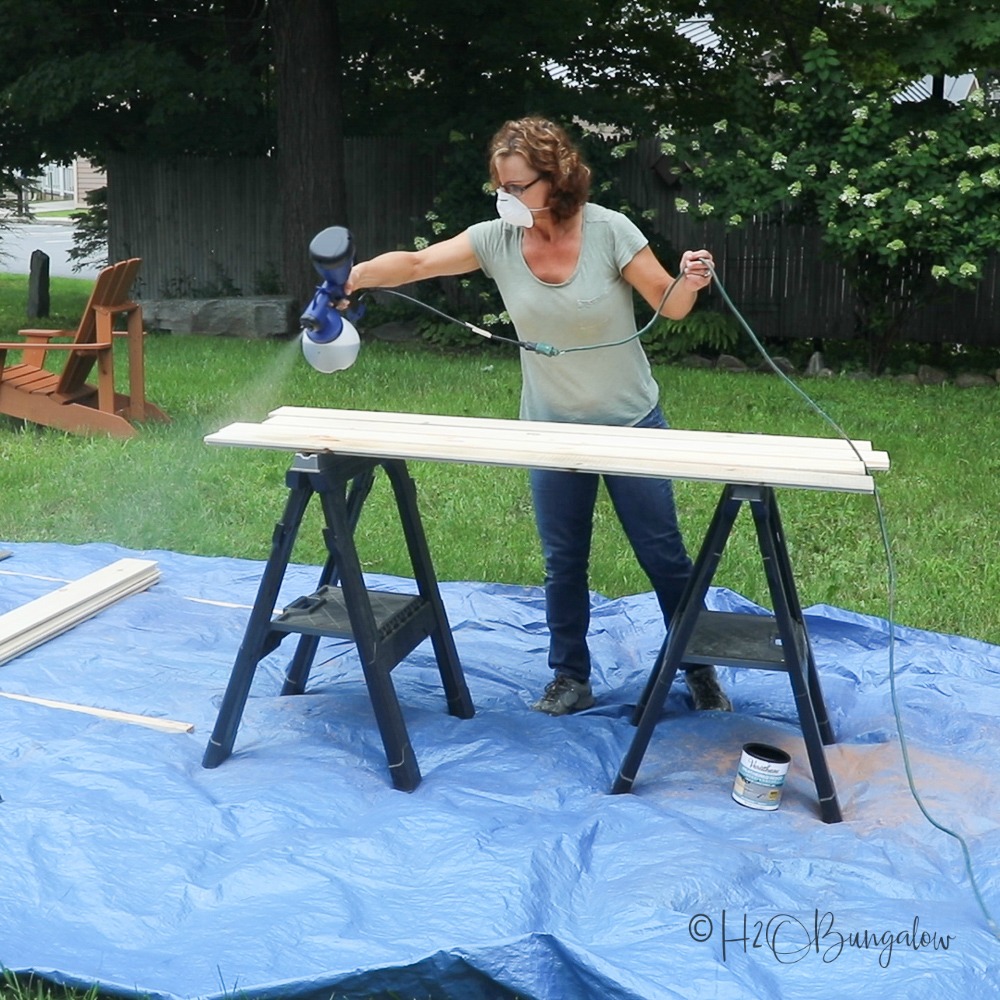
{"left": 852, "top": 106, "right": 869, "bottom": 121}
{"left": 928, "top": 195, "right": 946, "bottom": 209}
{"left": 839, "top": 185, "right": 860, "bottom": 206}
{"left": 698, "top": 202, "right": 715, "bottom": 215}
{"left": 957, "top": 174, "right": 976, "bottom": 193}
{"left": 886, "top": 239, "right": 906, "bottom": 252}
{"left": 805, "top": 163, "right": 818, "bottom": 176}
{"left": 413, "top": 236, "right": 429, "bottom": 250}
{"left": 959, "top": 262, "right": 978, "bottom": 277}
{"left": 862, "top": 193, "right": 879, "bottom": 208}
{"left": 727, "top": 214, "right": 743, "bottom": 227}
{"left": 981, "top": 168, "right": 1000, "bottom": 188}
{"left": 968, "top": 145, "right": 986, "bottom": 159}
{"left": 829, "top": 161, "right": 842, "bottom": 175}
{"left": 787, "top": 181, "right": 803, "bottom": 197}
{"left": 771, "top": 151, "right": 788, "bottom": 170}
{"left": 931, "top": 265, "right": 950, "bottom": 279}
{"left": 849, "top": 228, "right": 862, "bottom": 239}
{"left": 674, "top": 198, "right": 690, "bottom": 214}
{"left": 904, "top": 199, "right": 922, "bottom": 216}
{"left": 713, "top": 119, "right": 728, "bottom": 133}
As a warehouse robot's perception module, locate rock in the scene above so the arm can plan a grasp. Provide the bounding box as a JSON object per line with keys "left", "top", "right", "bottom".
{"left": 756, "top": 356, "right": 797, "bottom": 375}
{"left": 27, "top": 250, "right": 50, "bottom": 318}
{"left": 141, "top": 297, "right": 297, "bottom": 338}
{"left": 917, "top": 364, "right": 948, "bottom": 386}
{"left": 953, "top": 372, "right": 997, "bottom": 389}
{"left": 680, "top": 354, "right": 714, "bottom": 369}
{"left": 716, "top": 354, "right": 749, "bottom": 373}
{"left": 805, "top": 351, "right": 825, "bottom": 376}
{"left": 894, "top": 373, "right": 920, "bottom": 385}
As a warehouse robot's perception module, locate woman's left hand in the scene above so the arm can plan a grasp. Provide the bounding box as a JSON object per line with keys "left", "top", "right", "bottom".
{"left": 680, "top": 250, "right": 714, "bottom": 288}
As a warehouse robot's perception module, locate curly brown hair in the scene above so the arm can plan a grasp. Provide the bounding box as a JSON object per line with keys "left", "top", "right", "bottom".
{"left": 487, "top": 117, "right": 591, "bottom": 223}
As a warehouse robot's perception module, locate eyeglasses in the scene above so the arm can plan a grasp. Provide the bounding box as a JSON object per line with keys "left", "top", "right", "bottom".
{"left": 498, "top": 175, "right": 545, "bottom": 196}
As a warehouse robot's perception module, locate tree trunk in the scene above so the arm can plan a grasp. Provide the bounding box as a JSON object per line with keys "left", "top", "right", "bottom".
{"left": 271, "top": 0, "right": 348, "bottom": 309}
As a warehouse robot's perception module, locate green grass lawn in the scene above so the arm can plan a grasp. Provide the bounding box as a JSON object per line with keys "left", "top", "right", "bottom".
{"left": 1, "top": 273, "right": 998, "bottom": 646}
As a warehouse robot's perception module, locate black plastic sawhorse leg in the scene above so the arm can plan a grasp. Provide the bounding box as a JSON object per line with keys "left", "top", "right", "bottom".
{"left": 612, "top": 484, "right": 842, "bottom": 823}
{"left": 202, "top": 451, "right": 474, "bottom": 791}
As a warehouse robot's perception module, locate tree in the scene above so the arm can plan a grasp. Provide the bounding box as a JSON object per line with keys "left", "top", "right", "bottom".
{"left": 272, "top": 0, "right": 348, "bottom": 305}
{"left": 0, "top": 1, "right": 271, "bottom": 163}
{"left": 662, "top": 28, "right": 1000, "bottom": 372}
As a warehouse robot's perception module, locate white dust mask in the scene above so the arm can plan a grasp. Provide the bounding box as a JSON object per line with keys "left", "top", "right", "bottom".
{"left": 496, "top": 188, "right": 535, "bottom": 228}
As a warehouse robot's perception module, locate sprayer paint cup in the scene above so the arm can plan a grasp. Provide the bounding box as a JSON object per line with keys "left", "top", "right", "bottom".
{"left": 732, "top": 743, "right": 791, "bottom": 811}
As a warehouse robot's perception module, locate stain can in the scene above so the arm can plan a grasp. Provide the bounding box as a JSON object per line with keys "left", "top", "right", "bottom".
{"left": 732, "top": 742, "right": 791, "bottom": 811}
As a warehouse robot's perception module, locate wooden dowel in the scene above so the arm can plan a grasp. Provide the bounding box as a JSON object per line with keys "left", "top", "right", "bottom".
{"left": 0, "top": 690, "right": 194, "bottom": 734}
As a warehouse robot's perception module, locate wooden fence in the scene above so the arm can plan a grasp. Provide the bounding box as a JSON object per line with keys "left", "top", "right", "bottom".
{"left": 614, "top": 140, "right": 999, "bottom": 347}
{"left": 109, "top": 140, "right": 998, "bottom": 346}
{"left": 107, "top": 140, "right": 437, "bottom": 300}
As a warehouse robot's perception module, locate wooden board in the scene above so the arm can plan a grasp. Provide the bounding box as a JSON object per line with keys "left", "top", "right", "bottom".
{"left": 269, "top": 407, "right": 890, "bottom": 470}
{"left": 0, "top": 558, "right": 160, "bottom": 666}
{"left": 205, "top": 408, "right": 887, "bottom": 494}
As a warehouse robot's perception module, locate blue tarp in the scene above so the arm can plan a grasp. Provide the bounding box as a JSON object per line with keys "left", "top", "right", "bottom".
{"left": 0, "top": 540, "right": 997, "bottom": 999}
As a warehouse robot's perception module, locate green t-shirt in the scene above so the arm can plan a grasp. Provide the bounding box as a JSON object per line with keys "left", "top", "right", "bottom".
{"left": 467, "top": 202, "right": 660, "bottom": 426}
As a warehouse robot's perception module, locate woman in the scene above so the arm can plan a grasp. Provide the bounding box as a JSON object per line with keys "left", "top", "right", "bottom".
{"left": 346, "top": 116, "right": 731, "bottom": 717}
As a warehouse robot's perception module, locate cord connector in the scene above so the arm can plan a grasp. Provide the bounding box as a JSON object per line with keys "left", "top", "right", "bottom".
{"left": 524, "top": 341, "right": 560, "bottom": 357}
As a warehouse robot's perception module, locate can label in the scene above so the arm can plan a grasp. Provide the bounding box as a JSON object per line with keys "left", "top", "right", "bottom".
{"left": 732, "top": 742, "right": 791, "bottom": 811}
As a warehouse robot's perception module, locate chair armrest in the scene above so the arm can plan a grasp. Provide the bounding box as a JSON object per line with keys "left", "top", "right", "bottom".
{"left": 14, "top": 328, "right": 74, "bottom": 341}
{"left": 0, "top": 342, "right": 108, "bottom": 351}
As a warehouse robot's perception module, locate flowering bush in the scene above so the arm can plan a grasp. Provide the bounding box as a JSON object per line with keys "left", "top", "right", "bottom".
{"left": 668, "top": 29, "right": 1000, "bottom": 373}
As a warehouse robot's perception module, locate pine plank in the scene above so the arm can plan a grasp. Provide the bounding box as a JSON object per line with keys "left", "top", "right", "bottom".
{"left": 269, "top": 406, "right": 888, "bottom": 469}
{"left": 0, "top": 559, "right": 160, "bottom": 666}
{"left": 205, "top": 417, "right": 878, "bottom": 493}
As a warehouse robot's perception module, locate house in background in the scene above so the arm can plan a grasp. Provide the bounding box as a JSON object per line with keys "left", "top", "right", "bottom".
{"left": 38, "top": 157, "right": 105, "bottom": 206}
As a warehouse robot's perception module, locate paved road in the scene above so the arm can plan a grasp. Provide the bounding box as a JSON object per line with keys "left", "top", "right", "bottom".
{"left": 0, "top": 217, "right": 104, "bottom": 280}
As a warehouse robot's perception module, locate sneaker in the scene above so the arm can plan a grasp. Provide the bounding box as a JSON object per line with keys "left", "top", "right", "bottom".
{"left": 531, "top": 675, "right": 596, "bottom": 716}
{"left": 685, "top": 665, "right": 733, "bottom": 712}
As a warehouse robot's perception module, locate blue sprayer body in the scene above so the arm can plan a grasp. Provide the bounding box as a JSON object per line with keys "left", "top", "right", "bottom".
{"left": 299, "top": 226, "right": 364, "bottom": 345}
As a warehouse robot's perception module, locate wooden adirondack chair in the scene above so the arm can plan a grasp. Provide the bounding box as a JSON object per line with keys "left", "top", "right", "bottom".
{"left": 0, "top": 257, "right": 168, "bottom": 437}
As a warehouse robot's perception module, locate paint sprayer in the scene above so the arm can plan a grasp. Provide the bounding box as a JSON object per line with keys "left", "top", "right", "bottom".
{"left": 299, "top": 226, "right": 363, "bottom": 372}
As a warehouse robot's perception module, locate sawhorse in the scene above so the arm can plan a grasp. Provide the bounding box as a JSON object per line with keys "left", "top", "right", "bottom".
{"left": 202, "top": 451, "right": 474, "bottom": 791}
{"left": 612, "top": 483, "right": 843, "bottom": 823}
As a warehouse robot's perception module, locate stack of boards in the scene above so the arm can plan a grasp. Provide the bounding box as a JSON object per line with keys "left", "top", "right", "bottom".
{"left": 0, "top": 558, "right": 160, "bottom": 667}
{"left": 0, "top": 558, "right": 196, "bottom": 734}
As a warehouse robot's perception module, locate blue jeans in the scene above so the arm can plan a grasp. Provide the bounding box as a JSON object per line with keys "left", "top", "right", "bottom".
{"left": 529, "top": 406, "right": 694, "bottom": 684}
